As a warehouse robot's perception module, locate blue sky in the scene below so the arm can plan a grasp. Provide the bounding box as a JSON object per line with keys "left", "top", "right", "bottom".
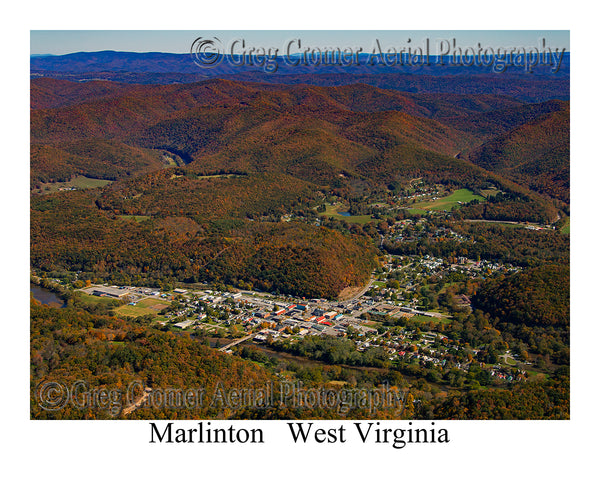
{"left": 30, "top": 30, "right": 570, "bottom": 55}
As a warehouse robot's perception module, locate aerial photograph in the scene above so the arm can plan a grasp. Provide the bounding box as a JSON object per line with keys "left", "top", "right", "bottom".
{"left": 30, "top": 30, "right": 570, "bottom": 421}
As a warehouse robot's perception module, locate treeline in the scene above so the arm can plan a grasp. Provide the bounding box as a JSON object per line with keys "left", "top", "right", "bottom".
{"left": 30, "top": 140, "right": 166, "bottom": 186}
{"left": 430, "top": 372, "right": 569, "bottom": 419}
{"left": 31, "top": 190, "right": 376, "bottom": 299}
{"left": 260, "top": 313, "right": 569, "bottom": 418}
{"left": 472, "top": 265, "right": 569, "bottom": 327}
{"left": 30, "top": 298, "right": 568, "bottom": 420}
{"left": 31, "top": 302, "right": 414, "bottom": 420}
{"left": 384, "top": 221, "right": 569, "bottom": 267}
{"left": 30, "top": 301, "right": 277, "bottom": 419}
{"left": 467, "top": 105, "right": 570, "bottom": 203}
{"left": 95, "top": 170, "right": 317, "bottom": 221}
{"left": 455, "top": 191, "right": 558, "bottom": 224}
{"left": 273, "top": 335, "right": 390, "bottom": 368}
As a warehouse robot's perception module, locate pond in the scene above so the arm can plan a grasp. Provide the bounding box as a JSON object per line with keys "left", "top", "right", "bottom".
{"left": 30, "top": 284, "right": 66, "bottom": 308}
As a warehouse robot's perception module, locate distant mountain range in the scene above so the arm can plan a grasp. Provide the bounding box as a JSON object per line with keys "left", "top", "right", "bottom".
{"left": 29, "top": 53, "right": 569, "bottom": 298}
{"left": 30, "top": 50, "right": 570, "bottom": 103}
{"left": 31, "top": 77, "right": 569, "bottom": 204}
{"left": 30, "top": 50, "right": 570, "bottom": 74}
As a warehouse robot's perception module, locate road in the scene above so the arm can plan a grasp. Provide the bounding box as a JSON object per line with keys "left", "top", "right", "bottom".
{"left": 340, "top": 278, "right": 376, "bottom": 305}
{"left": 463, "top": 219, "right": 554, "bottom": 230}
{"left": 122, "top": 388, "right": 152, "bottom": 416}
{"left": 218, "top": 334, "right": 254, "bottom": 352}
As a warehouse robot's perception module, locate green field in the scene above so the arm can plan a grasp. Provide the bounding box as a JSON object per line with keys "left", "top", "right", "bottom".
{"left": 118, "top": 215, "right": 151, "bottom": 223}
{"left": 38, "top": 176, "right": 113, "bottom": 194}
{"left": 195, "top": 173, "right": 245, "bottom": 179}
{"left": 318, "top": 204, "right": 373, "bottom": 224}
{"left": 72, "top": 291, "right": 121, "bottom": 308}
{"left": 114, "top": 297, "right": 170, "bottom": 317}
{"left": 410, "top": 314, "right": 452, "bottom": 325}
{"left": 409, "top": 189, "right": 484, "bottom": 212}
{"left": 560, "top": 217, "right": 570, "bottom": 234}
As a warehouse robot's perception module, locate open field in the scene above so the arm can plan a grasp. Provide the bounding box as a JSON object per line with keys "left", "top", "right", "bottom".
{"left": 114, "top": 297, "right": 170, "bottom": 317}
{"left": 410, "top": 314, "right": 452, "bottom": 325}
{"left": 480, "top": 188, "right": 501, "bottom": 198}
{"left": 72, "top": 291, "right": 121, "bottom": 308}
{"left": 194, "top": 173, "right": 246, "bottom": 179}
{"left": 409, "top": 188, "right": 484, "bottom": 212}
{"left": 560, "top": 217, "right": 570, "bottom": 234}
{"left": 36, "top": 176, "right": 113, "bottom": 194}
{"left": 318, "top": 204, "right": 373, "bottom": 224}
{"left": 118, "top": 215, "right": 151, "bottom": 223}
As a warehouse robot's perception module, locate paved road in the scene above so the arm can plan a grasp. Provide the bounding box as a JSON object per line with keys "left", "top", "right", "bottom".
{"left": 218, "top": 334, "right": 254, "bottom": 352}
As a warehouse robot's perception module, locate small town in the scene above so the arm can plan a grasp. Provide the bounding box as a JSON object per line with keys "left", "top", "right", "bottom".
{"left": 33, "top": 249, "right": 530, "bottom": 388}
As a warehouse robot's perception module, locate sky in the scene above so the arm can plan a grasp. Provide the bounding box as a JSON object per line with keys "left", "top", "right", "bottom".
{"left": 30, "top": 30, "right": 570, "bottom": 56}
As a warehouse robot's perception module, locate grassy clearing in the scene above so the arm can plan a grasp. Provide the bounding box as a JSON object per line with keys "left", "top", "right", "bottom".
{"left": 114, "top": 297, "right": 170, "bottom": 317}
{"left": 318, "top": 204, "right": 373, "bottom": 224}
{"left": 118, "top": 215, "right": 151, "bottom": 223}
{"left": 37, "top": 176, "right": 113, "bottom": 194}
{"left": 503, "top": 356, "right": 517, "bottom": 366}
{"left": 410, "top": 314, "right": 452, "bottom": 325}
{"left": 162, "top": 154, "right": 181, "bottom": 167}
{"left": 560, "top": 217, "right": 570, "bottom": 234}
{"left": 194, "top": 173, "right": 246, "bottom": 179}
{"left": 410, "top": 188, "right": 484, "bottom": 212}
{"left": 72, "top": 291, "right": 121, "bottom": 308}
{"left": 480, "top": 188, "right": 501, "bottom": 198}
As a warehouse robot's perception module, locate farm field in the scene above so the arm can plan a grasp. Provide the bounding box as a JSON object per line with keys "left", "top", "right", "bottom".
{"left": 409, "top": 188, "right": 484, "bottom": 213}
{"left": 36, "top": 175, "right": 113, "bottom": 194}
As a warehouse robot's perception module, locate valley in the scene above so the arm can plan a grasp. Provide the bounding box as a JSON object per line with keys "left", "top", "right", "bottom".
{"left": 30, "top": 57, "right": 569, "bottom": 420}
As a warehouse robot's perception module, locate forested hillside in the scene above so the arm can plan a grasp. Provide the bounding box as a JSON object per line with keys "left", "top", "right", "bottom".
{"left": 30, "top": 69, "right": 569, "bottom": 421}
{"left": 467, "top": 104, "right": 570, "bottom": 202}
